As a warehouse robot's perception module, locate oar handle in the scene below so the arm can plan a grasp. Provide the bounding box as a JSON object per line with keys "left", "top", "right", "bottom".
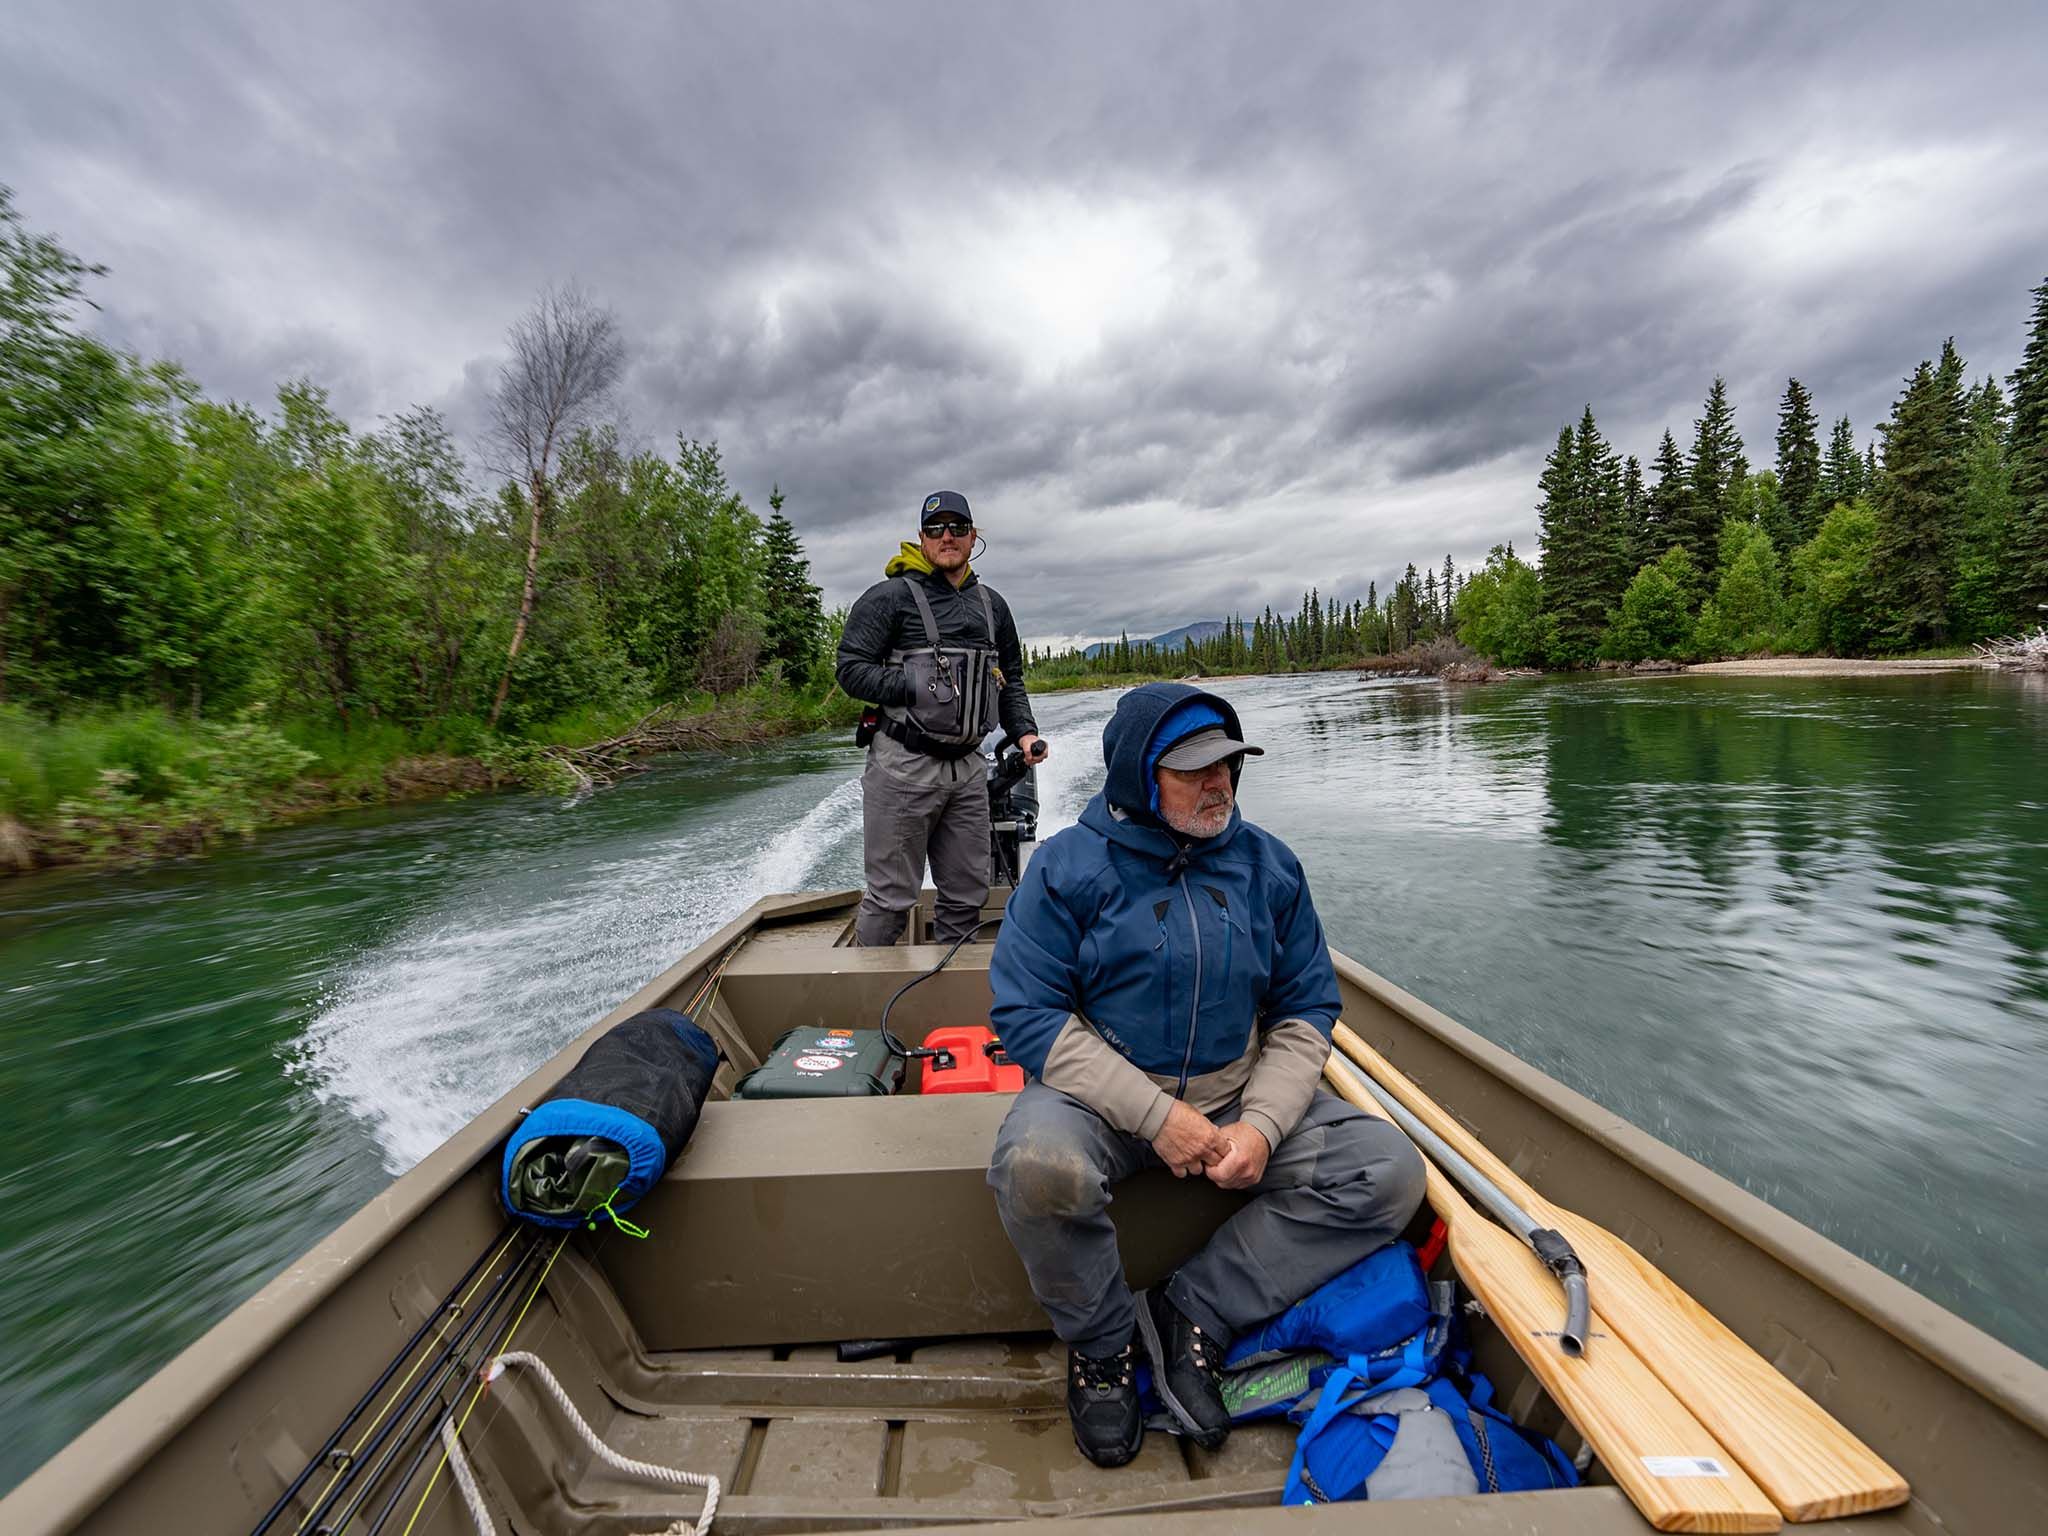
{"left": 1530, "top": 1226, "right": 1592, "bottom": 1356}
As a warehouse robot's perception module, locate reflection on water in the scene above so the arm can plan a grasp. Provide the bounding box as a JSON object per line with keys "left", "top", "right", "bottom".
{"left": 0, "top": 670, "right": 2043, "bottom": 1493}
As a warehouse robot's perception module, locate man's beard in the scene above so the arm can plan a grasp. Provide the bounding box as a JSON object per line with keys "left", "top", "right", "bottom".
{"left": 1160, "top": 794, "right": 1232, "bottom": 840}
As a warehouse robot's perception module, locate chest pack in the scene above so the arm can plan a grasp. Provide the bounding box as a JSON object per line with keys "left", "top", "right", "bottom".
{"left": 884, "top": 577, "right": 1003, "bottom": 754}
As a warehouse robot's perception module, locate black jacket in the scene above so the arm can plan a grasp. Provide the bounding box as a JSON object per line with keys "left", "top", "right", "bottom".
{"left": 836, "top": 567, "right": 1038, "bottom": 741}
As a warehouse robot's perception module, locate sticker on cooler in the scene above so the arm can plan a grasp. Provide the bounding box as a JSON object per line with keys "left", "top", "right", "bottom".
{"left": 792, "top": 1054, "right": 845, "bottom": 1072}
{"left": 1641, "top": 1456, "right": 1729, "bottom": 1478}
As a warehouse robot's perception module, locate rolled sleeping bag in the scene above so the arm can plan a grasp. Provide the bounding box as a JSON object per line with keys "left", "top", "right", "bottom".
{"left": 500, "top": 1008, "right": 719, "bottom": 1228}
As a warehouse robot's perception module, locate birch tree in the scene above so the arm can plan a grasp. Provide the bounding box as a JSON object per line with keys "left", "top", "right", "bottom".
{"left": 487, "top": 284, "right": 622, "bottom": 726}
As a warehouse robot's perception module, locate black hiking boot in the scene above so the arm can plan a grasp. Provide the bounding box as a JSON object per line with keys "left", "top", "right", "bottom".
{"left": 1134, "top": 1286, "right": 1232, "bottom": 1449}
{"left": 1066, "top": 1340, "right": 1142, "bottom": 1467}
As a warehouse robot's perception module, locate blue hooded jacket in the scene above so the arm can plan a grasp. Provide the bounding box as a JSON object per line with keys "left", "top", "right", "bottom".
{"left": 990, "top": 683, "right": 1341, "bottom": 1121}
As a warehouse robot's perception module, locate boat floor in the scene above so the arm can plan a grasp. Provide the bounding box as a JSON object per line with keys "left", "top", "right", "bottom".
{"left": 468, "top": 1234, "right": 1611, "bottom": 1534}
{"left": 564, "top": 1333, "right": 1303, "bottom": 1528}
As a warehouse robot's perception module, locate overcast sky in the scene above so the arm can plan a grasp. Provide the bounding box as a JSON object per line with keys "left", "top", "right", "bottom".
{"left": 6, "top": 3, "right": 2046, "bottom": 648}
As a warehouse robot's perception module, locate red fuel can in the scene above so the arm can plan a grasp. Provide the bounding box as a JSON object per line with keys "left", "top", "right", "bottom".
{"left": 920, "top": 1026, "right": 1027, "bottom": 1094}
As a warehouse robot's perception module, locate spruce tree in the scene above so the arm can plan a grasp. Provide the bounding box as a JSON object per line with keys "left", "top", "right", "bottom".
{"left": 1821, "top": 415, "right": 1863, "bottom": 510}
{"left": 759, "top": 489, "right": 826, "bottom": 681}
{"left": 1873, "top": 361, "right": 1959, "bottom": 647}
{"left": 1687, "top": 377, "right": 1744, "bottom": 583}
{"left": 1577, "top": 407, "right": 1628, "bottom": 629}
{"left": 1776, "top": 378, "right": 1823, "bottom": 546}
{"left": 1393, "top": 564, "right": 1421, "bottom": 649}
{"left": 2007, "top": 276, "right": 2048, "bottom": 622}
{"left": 1538, "top": 413, "right": 1624, "bottom": 666}
{"left": 1619, "top": 455, "right": 1648, "bottom": 577}
{"left": 1645, "top": 430, "right": 1689, "bottom": 568}
{"left": 1951, "top": 378, "right": 2017, "bottom": 639}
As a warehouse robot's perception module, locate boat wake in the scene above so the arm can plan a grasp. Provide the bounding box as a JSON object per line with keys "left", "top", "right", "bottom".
{"left": 296, "top": 774, "right": 867, "bottom": 1172}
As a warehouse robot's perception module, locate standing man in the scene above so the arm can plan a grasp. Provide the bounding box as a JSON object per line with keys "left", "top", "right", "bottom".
{"left": 986, "top": 683, "right": 1424, "bottom": 1467}
{"left": 836, "top": 491, "right": 1047, "bottom": 946}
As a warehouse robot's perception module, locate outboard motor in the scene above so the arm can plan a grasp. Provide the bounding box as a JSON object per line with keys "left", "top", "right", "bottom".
{"left": 983, "top": 730, "right": 1039, "bottom": 887}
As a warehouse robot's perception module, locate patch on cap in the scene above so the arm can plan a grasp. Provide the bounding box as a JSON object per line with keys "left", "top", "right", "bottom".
{"left": 925, "top": 495, "right": 942, "bottom": 513}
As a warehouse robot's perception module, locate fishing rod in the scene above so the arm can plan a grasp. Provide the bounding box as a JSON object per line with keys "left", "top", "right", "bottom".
{"left": 364, "top": 1233, "right": 580, "bottom": 1536}
{"left": 681, "top": 934, "right": 746, "bottom": 1020}
{"left": 293, "top": 1236, "right": 544, "bottom": 1536}
{"left": 249, "top": 1223, "right": 517, "bottom": 1536}
{"left": 1327, "top": 1048, "right": 1590, "bottom": 1356}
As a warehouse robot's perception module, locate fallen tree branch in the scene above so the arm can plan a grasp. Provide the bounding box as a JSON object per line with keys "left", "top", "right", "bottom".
{"left": 1974, "top": 626, "right": 2048, "bottom": 671}
{"left": 534, "top": 705, "right": 773, "bottom": 789}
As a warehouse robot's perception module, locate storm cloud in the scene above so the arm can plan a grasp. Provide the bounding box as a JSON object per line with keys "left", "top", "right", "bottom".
{"left": 6, "top": 1, "right": 2045, "bottom": 643}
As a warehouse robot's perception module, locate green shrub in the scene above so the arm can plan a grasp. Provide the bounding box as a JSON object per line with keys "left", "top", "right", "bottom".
{"left": 0, "top": 733, "right": 51, "bottom": 818}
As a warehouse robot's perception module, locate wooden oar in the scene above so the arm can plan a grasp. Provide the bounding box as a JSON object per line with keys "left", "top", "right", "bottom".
{"left": 1333, "top": 1022, "right": 1909, "bottom": 1523}
{"left": 1322, "top": 1053, "right": 1781, "bottom": 1533}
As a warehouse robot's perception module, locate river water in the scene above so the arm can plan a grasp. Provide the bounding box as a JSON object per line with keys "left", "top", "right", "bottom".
{"left": 2, "top": 670, "right": 2044, "bottom": 1492}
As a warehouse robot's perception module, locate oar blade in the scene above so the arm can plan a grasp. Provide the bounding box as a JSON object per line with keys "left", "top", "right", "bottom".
{"left": 1446, "top": 1212, "right": 1784, "bottom": 1533}
{"left": 1547, "top": 1207, "right": 1909, "bottom": 1521}
{"left": 1333, "top": 1025, "right": 1909, "bottom": 1522}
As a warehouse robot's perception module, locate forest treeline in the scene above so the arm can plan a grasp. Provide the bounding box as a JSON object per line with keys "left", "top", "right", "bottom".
{"left": 1028, "top": 561, "right": 1474, "bottom": 684}
{"left": 1035, "top": 273, "right": 2048, "bottom": 682}
{"left": 1473, "top": 279, "right": 2048, "bottom": 668}
{"left": 0, "top": 190, "right": 835, "bottom": 853}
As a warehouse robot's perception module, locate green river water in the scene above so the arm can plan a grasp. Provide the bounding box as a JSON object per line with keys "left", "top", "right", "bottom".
{"left": 2, "top": 669, "right": 2045, "bottom": 1493}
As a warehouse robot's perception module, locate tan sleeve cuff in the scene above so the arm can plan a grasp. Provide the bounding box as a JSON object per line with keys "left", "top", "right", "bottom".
{"left": 1237, "top": 1018, "right": 1331, "bottom": 1148}
{"left": 1132, "top": 1091, "right": 1175, "bottom": 1142}
{"left": 1235, "top": 1108, "right": 1284, "bottom": 1153}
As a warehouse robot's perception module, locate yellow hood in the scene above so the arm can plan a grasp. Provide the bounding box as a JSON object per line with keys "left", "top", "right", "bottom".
{"left": 884, "top": 542, "right": 973, "bottom": 581}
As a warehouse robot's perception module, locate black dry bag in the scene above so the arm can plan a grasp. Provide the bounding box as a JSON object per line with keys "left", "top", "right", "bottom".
{"left": 499, "top": 1008, "right": 718, "bottom": 1229}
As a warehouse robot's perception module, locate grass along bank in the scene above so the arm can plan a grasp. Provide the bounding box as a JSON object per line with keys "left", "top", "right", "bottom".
{"left": 0, "top": 683, "right": 858, "bottom": 876}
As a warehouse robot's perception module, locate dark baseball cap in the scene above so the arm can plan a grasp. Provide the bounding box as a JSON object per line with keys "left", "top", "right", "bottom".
{"left": 1155, "top": 724, "right": 1264, "bottom": 772}
{"left": 919, "top": 490, "right": 973, "bottom": 528}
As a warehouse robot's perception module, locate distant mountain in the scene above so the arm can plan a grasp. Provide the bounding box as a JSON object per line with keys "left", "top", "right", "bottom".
{"left": 1083, "top": 619, "right": 1227, "bottom": 659}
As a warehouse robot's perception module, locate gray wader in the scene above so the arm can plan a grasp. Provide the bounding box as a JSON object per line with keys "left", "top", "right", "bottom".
{"left": 855, "top": 730, "right": 993, "bottom": 945}
{"left": 987, "top": 1082, "right": 1426, "bottom": 1356}
{"left": 855, "top": 577, "right": 1001, "bottom": 947}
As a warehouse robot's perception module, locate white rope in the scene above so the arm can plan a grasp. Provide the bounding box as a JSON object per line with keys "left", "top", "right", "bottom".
{"left": 441, "top": 1419, "right": 496, "bottom": 1534}
{"left": 443, "top": 1350, "right": 720, "bottom": 1536}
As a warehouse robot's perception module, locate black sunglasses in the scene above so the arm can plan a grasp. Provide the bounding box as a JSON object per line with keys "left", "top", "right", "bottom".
{"left": 922, "top": 521, "right": 974, "bottom": 539}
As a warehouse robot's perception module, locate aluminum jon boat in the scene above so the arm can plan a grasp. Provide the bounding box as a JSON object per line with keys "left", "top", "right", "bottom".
{"left": 6, "top": 887, "right": 2045, "bottom": 1536}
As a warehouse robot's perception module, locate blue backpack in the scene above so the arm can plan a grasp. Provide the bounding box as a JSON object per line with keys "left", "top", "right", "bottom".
{"left": 1211, "top": 1243, "right": 1580, "bottom": 1505}
{"left": 1226, "top": 1241, "right": 1431, "bottom": 1368}
{"left": 1282, "top": 1351, "right": 1581, "bottom": 1504}
{"left": 1424, "top": 1361, "right": 1582, "bottom": 1496}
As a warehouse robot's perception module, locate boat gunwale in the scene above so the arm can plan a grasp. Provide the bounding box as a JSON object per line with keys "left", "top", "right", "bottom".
{"left": 1331, "top": 949, "right": 2048, "bottom": 1440}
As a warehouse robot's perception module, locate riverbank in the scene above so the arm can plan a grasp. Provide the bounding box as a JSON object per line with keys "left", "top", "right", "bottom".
{"left": 1026, "top": 641, "right": 1484, "bottom": 693}
{"left": 0, "top": 686, "right": 858, "bottom": 878}
{"left": 1683, "top": 656, "right": 1987, "bottom": 676}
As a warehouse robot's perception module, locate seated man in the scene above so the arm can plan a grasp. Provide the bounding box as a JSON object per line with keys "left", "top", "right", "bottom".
{"left": 987, "top": 682, "right": 1426, "bottom": 1467}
